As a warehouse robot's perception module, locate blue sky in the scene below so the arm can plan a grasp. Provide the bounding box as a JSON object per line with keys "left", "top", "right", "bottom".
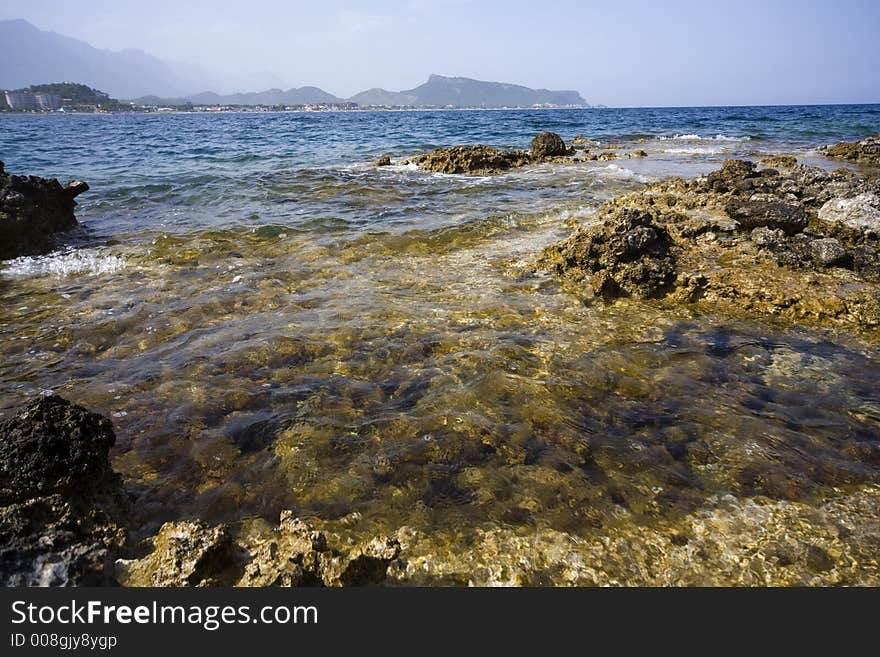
{"left": 1, "top": 0, "right": 878, "bottom": 106}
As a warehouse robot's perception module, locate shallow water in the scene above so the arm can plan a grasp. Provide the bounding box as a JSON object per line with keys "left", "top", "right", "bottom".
{"left": 2, "top": 106, "right": 880, "bottom": 547}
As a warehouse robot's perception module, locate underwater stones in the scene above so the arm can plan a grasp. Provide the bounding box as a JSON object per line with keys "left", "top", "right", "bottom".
{"left": 724, "top": 198, "right": 809, "bottom": 235}
{"left": 412, "top": 145, "right": 532, "bottom": 175}
{"left": 544, "top": 207, "right": 677, "bottom": 300}
{"left": 818, "top": 193, "right": 880, "bottom": 235}
{"left": 0, "top": 395, "right": 127, "bottom": 586}
{"left": 820, "top": 134, "right": 880, "bottom": 167}
{"left": 0, "top": 161, "right": 89, "bottom": 260}
{"left": 530, "top": 131, "right": 567, "bottom": 159}
{"left": 117, "top": 520, "right": 240, "bottom": 587}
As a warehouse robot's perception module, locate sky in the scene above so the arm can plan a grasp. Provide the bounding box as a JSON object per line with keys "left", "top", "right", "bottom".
{"left": 1, "top": 0, "right": 878, "bottom": 106}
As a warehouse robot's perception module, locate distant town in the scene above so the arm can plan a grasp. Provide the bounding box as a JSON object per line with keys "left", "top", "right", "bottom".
{"left": 1, "top": 83, "right": 598, "bottom": 115}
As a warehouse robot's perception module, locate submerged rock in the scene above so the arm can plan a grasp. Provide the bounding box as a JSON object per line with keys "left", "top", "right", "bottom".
{"left": 0, "top": 161, "right": 89, "bottom": 261}
{"left": 411, "top": 145, "right": 532, "bottom": 175}
{"left": 530, "top": 131, "right": 567, "bottom": 158}
{"left": 820, "top": 134, "right": 880, "bottom": 167}
{"left": 0, "top": 396, "right": 126, "bottom": 586}
{"left": 376, "top": 154, "right": 392, "bottom": 166}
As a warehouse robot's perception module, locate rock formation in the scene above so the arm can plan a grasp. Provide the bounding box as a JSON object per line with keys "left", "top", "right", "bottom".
{"left": 0, "top": 161, "right": 88, "bottom": 260}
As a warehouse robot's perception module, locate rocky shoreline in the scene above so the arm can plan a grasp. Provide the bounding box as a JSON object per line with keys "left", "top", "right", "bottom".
{"left": 2, "top": 133, "right": 880, "bottom": 586}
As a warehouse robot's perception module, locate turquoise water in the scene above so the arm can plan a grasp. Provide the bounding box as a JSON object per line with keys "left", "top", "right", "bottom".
{"left": 1, "top": 106, "right": 880, "bottom": 560}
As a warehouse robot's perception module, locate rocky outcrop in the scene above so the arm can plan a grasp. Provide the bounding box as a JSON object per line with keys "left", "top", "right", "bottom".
{"left": 543, "top": 208, "right": 677, "bottom": 300}
{"left": 0, "top": 161, "right": 89, "bottom": 261}
{"left": 0, "top": 396, "right": 126, "bottom": 585}
{"left": 411, "top": 145, "right": 532, "bottom": 175}
{"left": 530, "top": 131, "right": 567, "bottom": 158}
{"left": 820, "top": 134, "right": 880, "bottom": 167}
{"left": 543, "top": 159, "right": 880, "bottom": 329}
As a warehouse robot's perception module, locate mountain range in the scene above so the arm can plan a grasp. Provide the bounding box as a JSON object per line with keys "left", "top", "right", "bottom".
{"left": 0, "top": 19, "right": 589, "bottom": 107}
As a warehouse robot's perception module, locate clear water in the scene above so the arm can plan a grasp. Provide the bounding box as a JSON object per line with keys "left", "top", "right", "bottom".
{"left": 1, "top": 106, "right": 880, "bottom": 557}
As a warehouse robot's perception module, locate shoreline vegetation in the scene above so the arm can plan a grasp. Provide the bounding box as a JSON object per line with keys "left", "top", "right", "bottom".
{"left": 2, "top": 130, "right": 880, "bottom": 585}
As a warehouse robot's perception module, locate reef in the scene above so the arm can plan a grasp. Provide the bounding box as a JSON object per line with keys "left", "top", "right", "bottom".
{"left": 0, "top": 161, "right": 89, "bottom": 261}
{"left": 411, "top": 144, "right": 534, "bottom": 175}
{"left": 820, "top": 134, "right": 880, "bottom": 167}
{"left": 0, "top": 396, "right": 126, "bottom": 585}
{"left": 543, "top": 159, "right": 880, "bottom": 331}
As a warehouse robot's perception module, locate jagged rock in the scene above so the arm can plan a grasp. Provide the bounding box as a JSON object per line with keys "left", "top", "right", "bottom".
{"left": 530, "top": 131, "right": 567, "bottom": 158}
{"left": 543, "top": 207, "right": 678, "bottom": 300}
{"left": 120, "top": 512, "right": 400, "bottom": 587}
{"left": 725, "top": 198, "right": 809, "bottom": 235}
{"left": 0, "top": 161, "right": 89, "bottom": 260}
{"left": 116, "top": 521, "right": 241, "bottom": 587}
{"left": 0, "top": 396, "right": 126, "bottom": 586}
{"left": 820, "top": 134, "right": 880, "bottom": 166}
{"left": 818, "top": 193, "right": 880, "bottom": 235}
{"left": 320, "top": 536, "right": 401, "bottom": 587}
{"left": 376, "top": 155, "right": 392, "bottom": 166}
{"left": 411, "top": 145, "right": 532, "bottom": 175}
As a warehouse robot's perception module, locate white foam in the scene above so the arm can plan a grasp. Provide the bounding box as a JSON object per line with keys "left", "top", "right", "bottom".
{"left": 657, "top": 134, "right": 750, "bottom": 142}
{"left": 1, "top": 249, "right": 126, "bottom": 279}
{"left": 662, "top": 146, "right": 727, "bottom": 155}
{"left": 594, "top": 164, "right": 650, "bottom": 183}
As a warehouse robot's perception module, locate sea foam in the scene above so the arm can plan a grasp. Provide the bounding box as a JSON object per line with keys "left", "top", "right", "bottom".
{"left": 1, "top": 249, "right": 126, "bottom": 279}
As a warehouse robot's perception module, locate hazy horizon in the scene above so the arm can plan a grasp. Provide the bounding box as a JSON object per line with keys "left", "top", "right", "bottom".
{"left": 1, "top": 0, "right": 879, "bottom": 106}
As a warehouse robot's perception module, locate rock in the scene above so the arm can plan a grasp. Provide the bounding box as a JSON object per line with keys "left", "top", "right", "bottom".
{"left": 628, "top": 150, "right": 648, "bottom": 158}
{"left": 117, "top": 521, "right": 241, "bottom": 587}
{"left": 543, "top": 207, "right": 678, "bottom": 300}
{"left": 725, "top": 198, "right": 809, "bottom": 235}
{"left": 530, "top": 131, "right": 567, "bottom": 159}
{"left": 809, "top": 238, "right": 851, "bottom": 268}
{"left": 376, "top": 155, "right": 392, "bottom": 166}
{"left": 820, "top": 134, "right": 880, "bottom": 166}
{"left": 760, "top": 155, "right": 798, "bottom": 169}
{"left": 818, "top": 193, "right": 880, "bottom": 235}
{"left": 412, "top": 145, "right": 532, "bottom": 175}
{"left": 0, "top": 396, "right": 126, "bottom": 586}
{"left": 0, "top": 161, "right": 89, "bottom": 261}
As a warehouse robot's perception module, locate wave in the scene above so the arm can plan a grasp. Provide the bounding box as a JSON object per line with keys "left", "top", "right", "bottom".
{"left": 661, "top": 146, "right": 728, "bottom": 155}
{"left": 1, "top": 248, "right": 126, "bottom": 279}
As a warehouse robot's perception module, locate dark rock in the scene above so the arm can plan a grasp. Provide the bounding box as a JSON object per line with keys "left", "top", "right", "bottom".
{"left": 0, "top": 161, "right": 89, "bottom": 261}
{"left": 0, "top": 395, "right": 119, "bottom": 504}
{"left": 544, "top": 208, "right": 678, "bottom": 300}
{"left": 412, "top": 145, "right": 531, "bottom": 175}
{"left": 725, "top": 198, "right": 808, "bottom": 235}
{"left": 376, "top": 155, "right": 392, "bottom": 166}
{"left": 530, "top": 132, "right": 567, "bottom": 159}
{"left": 0, "top": 395, "right": 126, "bottom": 586}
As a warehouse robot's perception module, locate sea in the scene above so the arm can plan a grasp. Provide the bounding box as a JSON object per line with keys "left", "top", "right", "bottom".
{"left": 1, "top": 105, "right": 880, "bottom": 554}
